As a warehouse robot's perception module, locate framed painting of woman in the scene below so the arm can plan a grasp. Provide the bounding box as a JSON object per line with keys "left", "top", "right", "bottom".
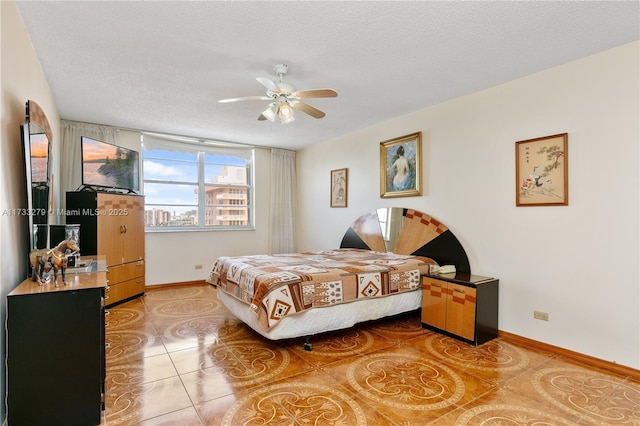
{"left": 380, "top": 132, "right": 422, "bottom": 198}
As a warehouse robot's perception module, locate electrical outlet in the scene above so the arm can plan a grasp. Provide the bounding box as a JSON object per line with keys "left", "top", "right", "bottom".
{"left": 534, "top": 310, "right": 549, "bottom": 321}
{"left": 195, "top": 264, "right": 203, "bottom": 270}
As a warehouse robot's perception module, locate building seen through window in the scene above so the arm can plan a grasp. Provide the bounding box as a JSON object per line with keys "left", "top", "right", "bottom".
{"left": 204, "top": 166, "right": 249, "bottom": 226}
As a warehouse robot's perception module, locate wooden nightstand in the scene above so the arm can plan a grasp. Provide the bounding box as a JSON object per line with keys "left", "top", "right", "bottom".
{"left": 421, "top": 273, "right": 498, "bottom": 345}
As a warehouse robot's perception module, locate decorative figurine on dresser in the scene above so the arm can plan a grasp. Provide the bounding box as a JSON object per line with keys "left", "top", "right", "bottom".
{"left": 28, "top": 238, "right": 80, "bottom": 286}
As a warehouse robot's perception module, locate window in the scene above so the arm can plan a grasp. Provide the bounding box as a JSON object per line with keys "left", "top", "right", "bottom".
{"left": 141, "top": 133, "right": 254, "bottom": 230}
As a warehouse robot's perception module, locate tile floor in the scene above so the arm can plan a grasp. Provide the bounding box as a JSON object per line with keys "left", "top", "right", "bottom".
{"left": 102, "top": 283, "right": 639, "bottom": 425}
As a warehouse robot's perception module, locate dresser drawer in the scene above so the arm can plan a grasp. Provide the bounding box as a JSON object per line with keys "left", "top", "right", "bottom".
{"left": 107, "top": 260, "right": 144, "bottom": 284}
{"left": 106, "top": 276, "right": 145, "bottom": 307}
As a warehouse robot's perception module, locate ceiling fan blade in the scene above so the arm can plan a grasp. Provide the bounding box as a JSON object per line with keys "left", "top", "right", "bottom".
{"left": 291, "top": 89, "right": 338, "bottom": 99}
{"left": 291, "top": 101, "right": 326, "bottom": 119}
{"left": 219, "top": 95, "right": 272, "bottom": 103}
{"left": 256, "top": 77, "right": 282, "bottom": 93}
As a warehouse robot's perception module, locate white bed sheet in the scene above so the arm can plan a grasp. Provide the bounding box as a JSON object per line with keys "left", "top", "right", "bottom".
{"left": 216, "top": 286, "right": 421, "bottom": 340}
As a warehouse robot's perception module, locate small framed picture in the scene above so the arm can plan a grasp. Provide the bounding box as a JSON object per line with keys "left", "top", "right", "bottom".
{"left": 330, "top": 168, "right": 348, "bottom": 208}
{"left": 516, "top": 133, "right": 568, "bottom": 206}
{"left": 380, "top": 132, "right": 422, "bottom": 198}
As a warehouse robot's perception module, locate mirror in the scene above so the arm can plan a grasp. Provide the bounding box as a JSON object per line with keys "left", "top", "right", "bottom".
{"left": 376, "top": 207, "right": 405, "bottom": 252}
{"left": 21, "top": 100, "right": 53, "bottom": 252}
{"left": 340, "top": 207, "right": 472, "bottom": 273}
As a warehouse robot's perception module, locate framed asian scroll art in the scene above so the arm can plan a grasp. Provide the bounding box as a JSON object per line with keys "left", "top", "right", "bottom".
{"left": 330, "top": 168, "right": 348, "bottom": 208}
{"left": 516, "top": 133, "right": 568, "bottom": 206}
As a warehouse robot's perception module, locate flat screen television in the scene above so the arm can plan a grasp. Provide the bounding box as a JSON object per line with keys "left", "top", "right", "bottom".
{"left": 81, "top": 136, "right": 140, "bottom": 193}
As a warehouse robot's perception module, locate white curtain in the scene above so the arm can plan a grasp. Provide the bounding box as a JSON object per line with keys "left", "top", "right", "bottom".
{"left": 60, "top": 120, "right": 118, "bottom": 208}
{"left": 270, "top": 149, "right": 297, "bottom": 254}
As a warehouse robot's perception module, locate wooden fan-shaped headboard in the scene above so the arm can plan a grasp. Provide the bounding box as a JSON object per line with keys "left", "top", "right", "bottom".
{"left": 340, "top": 208, "right": 471, "bottom": 273}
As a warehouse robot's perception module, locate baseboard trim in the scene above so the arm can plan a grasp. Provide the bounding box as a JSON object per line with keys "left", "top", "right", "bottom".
{"left": 498, "top": 330, "right": 639, "bottom": 378}
{"left": 145, "top": 280, "right": 208, "bottom": 291}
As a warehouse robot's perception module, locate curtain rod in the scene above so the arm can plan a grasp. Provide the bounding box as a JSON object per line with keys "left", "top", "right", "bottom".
{"left": 61, "top": 118, "right": 285, "bottom": 151}
{"left": 141, "top": 131, "right": 257, "bottom": 150}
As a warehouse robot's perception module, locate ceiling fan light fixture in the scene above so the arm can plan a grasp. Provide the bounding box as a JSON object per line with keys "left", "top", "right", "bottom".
{"left": 277, "top": 102, "right": 295, "bottom": 123}
{"left": 261, "top": 103, "right": 277, "bottom": 122}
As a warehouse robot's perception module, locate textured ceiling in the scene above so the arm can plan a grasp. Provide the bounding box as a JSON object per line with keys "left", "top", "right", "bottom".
{"left": 15, "top": 1, "right": 639, "bottom": 150}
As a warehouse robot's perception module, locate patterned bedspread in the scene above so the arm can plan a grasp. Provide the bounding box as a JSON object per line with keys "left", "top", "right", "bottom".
{"left": 207, "top": 249, "right": 436, "bottom": 331}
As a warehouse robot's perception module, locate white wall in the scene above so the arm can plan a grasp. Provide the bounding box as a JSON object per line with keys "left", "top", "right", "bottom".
{"left": 114, "top": 130, "right": 273, "bottom": 286}
{"left": 1, "top": 1, "right": 61, "bottom": 421}
{"left": 297, "top": 42, "right": 640, "bottom": 369}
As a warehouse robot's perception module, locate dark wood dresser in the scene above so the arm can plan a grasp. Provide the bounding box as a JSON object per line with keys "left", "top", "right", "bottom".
{"left": 6, "top": 258, "right": 107, "bottom": 425}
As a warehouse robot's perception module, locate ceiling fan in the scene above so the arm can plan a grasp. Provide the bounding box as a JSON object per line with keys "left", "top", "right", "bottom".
{"left": 218, "top": 64, "right": 338, "bottom": 123}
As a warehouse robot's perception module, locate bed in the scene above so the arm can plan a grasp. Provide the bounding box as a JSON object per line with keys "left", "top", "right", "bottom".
{"left": 207, "top": 208, "right": 470, "bottom": 343}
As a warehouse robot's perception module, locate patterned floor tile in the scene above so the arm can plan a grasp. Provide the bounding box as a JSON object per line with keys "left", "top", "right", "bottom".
{"left": 320, "top": 345, "right": 494, "bottom": 423}
{"left": 168, "top": 344, "right": 224, "bottom": 375}
{"left": 196, "top": 372, "right": 369, "bottom": 426}
{"left": 105, "top": 299, "right": 162, "bottom": 344}
{"left": 527, "top": 357, "right": 640, "bottom": 425}
{"left": 106, "top": 327, "right": 167, "bottom": 366}
{"left": 290, "top": 327, "right": 397, "bottom": 367}
{"left": 144, "top": 297, "right": 223, "bottom": 322}
{"left": 137, "top": 406, "right": 203, "bottom": 426}
{"left": 364, "top": 310, "right": 433, "bottom": 341}
{"left": 410, "top": 333, "right": 557, "bottom": 386}
{"left": 433, "top": 401, "right": 579, "bottom": 425}
{"left": 589, "top": 377, "right": 640, "bottom": 424}
{"left": 106, "top": 353, "right": 178, "bottom": 388}
{"left": 105, "top": 376, "right": 193, "bottom": 425}
{"left": 180, "top": 339, "right": 313, "bottom": 404}
{"left": 153, "top": 314, "right": 227, "bottom": 352}
{"left": 100, "top": 284, "right": 639, "bottom": 425}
